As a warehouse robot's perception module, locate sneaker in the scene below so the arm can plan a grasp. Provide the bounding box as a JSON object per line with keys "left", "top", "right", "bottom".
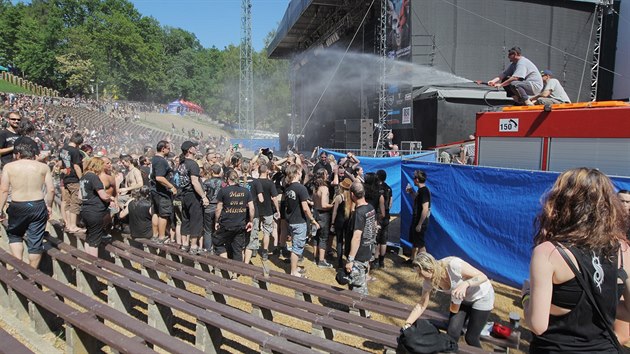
{"left": 189, "top": 248, "right": 199, "bottom": 255}
{"left": 317, "top": 260, "right": 333, "bottom": 269}
{"left": 524, "top": 98, "right": 534, "bottom": 106}
{"left": 260, "top": 249, "right": 269, "bottom": 261}
{"left": 371, "top": 261, "right": 380, "bottom": 270}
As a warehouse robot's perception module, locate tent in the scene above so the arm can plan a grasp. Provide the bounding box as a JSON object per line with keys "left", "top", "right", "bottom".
{"left": 167, "top": 100, "right": 185, "bottom": 114}
{"left": 0, "top": 65, "right": 8, "bottom": 72}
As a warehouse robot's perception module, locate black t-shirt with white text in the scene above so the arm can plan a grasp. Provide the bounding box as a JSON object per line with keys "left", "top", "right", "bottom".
{"left": 79, "top": 172, "right": 107, "bottom": 213}
{"left": 216, "top": 184, "right": 252, "bottom": 229}
{"left": 284, "top": 182, "right": 310, "bottom": 224}
{"left": 176, "top": 158, "right": 200, "bottom": 195}
{"left": 0, "top": 129, "right": 19, "bottom": 166}
{"left": 60, "top": 144, "right": 83, "bottom": 184}
{"left": 350, "top": 203, "right": 377, "bottom": 262}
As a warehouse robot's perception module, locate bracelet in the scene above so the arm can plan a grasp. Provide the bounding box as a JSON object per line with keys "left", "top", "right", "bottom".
{"left": 521, "top": 294, "right": 531, "bottom": 307}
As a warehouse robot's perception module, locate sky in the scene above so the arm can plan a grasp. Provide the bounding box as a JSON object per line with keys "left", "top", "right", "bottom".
{"left": 129, "top": 0, "right": 291, "bottom": 51}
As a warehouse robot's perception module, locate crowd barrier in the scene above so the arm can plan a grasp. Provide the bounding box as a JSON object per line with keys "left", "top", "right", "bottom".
{"left": 232, "top": 138, "right": 280, "bottom": 152}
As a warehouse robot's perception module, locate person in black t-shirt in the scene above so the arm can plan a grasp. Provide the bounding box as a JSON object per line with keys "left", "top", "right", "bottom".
{"left": 374, "top": 169, "right": 392, "bottom": 269}
{"left": 119, "top": 186, "right": 152, "bottom": 250}
{"left": 405, "top": 170, "right": 431, "bottom": 263}
{"left": 202, "top": 163, "right": 223, "bottom": 252}
{"left": 150, "top": 140, "right": 176, "bottom": 243}
{"left": 0, "top": 111, "right": 21, "bottom": 167}
{"left": 252, "top": 164, "right": 280, "bottom": 260}
{"left": 177, "top": 141, "right": 209, "bottom": 254}
{"left": 345, "top": 181, "right": 377, "bottom": 303}
{"left": 214, "top": 170, "right": 254, "bottom": 262}
{"left": 79, "top": 157, "right": 113, "bottom": 257}
{"left": 284, "top": 164, "right": 319, "bottom": 277}
{"left": 59, "top": 132, "right": 84, "bottom": 233}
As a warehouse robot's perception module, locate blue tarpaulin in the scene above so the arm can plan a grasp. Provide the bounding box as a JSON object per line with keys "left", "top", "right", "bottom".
{"left": 399, "top": 161, "right": 630, "bottom": 287}
{"left": 321, "top": 149, "right": 436, "bottom": 214}
{"left": 232, "top": 139, "right": 280, "bottom": 152}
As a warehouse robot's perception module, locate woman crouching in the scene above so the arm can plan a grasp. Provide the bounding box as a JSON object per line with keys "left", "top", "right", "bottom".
{"left": 404, "top": 252, "right": 495, "bottom": 347}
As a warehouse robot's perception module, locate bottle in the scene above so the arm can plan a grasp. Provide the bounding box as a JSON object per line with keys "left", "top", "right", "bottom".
{"left": 449, "top": 297, "right": 462, "bottom": 313}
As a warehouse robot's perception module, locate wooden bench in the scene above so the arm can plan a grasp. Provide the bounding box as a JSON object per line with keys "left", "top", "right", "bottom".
{"left": 0, "top": 246, "right": 203, "bottom": 354}
{"left": 126, "top": 235, "right": 519, "bottom": 351}
{"left": 0, "top": 327, "right": 34, "bottom": 354}
{"left": 44, "top": 235, "right": 366, "bottom": 354}
{"left": 0, "top": 251, "right": 158, "bottom": 354}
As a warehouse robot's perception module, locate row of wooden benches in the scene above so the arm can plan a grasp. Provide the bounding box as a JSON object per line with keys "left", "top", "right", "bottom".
{"left": 51, "top": 222, "right": 516, "bottom": 353}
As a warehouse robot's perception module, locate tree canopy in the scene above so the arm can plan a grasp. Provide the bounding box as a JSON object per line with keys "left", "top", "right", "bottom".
{"left": 0, "top": 0, "right": 290, "bottom": 130}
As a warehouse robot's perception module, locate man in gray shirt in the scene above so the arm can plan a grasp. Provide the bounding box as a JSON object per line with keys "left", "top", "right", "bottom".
{"left": 532, "top": 70, "right": 571, "bottom": 105}
{"left": 487, "top": 46, "right": 543, "bottom": 106}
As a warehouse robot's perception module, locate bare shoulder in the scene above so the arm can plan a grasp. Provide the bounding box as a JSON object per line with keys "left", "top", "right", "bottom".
{"left": 532, "top": 241, "right": 560, "bottom": 261}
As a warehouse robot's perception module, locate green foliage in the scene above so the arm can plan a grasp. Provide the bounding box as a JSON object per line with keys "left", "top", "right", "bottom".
{"left": 0, "top": 0, "right": 290, "bottom": 131}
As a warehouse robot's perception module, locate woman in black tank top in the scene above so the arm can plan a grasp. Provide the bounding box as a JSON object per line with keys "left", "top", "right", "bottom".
{"left": 523, "top": 168, "right": 630, "bottom": 353}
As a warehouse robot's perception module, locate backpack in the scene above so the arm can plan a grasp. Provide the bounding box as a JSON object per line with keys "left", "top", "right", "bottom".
{"left": 397, "top": 320, "right": 458, "bottom": 354}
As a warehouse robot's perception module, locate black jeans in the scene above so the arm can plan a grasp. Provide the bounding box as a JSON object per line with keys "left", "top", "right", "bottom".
{"left": 447, "top": 303, "right": 491, "bottom": 347}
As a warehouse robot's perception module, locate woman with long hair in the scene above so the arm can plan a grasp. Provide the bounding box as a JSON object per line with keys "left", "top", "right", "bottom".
{"left": 523, "top": 167, "right": 630, "bottom": 353}
{"left": 331, "top": 178, "right": 353, "bottom": 268}
{"left": 79, "top": 157, "right": 113, "bottom": 257}
{"left": 404, "top": 252, "right": 495, "bottom": 347}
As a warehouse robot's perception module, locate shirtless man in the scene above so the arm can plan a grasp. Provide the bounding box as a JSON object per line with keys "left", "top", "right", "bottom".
{"left": 0, "top": 142, "right": 54, "bottom": 268}
{"left": 100, "top": 156, "right": 118, "bottom": 236}
{"left": 118, "top": 155, "right": 142, "bottom": 203}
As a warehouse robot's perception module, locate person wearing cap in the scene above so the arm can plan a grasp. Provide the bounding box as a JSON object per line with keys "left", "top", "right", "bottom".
{"left": 487, "top": 46, "right": 543, "bottom": 106}
{"left": 532, "top": 70, "right": 571, "bottom": 106}
{"left": 177, "top": 140, "right": 209, "bottom": 254}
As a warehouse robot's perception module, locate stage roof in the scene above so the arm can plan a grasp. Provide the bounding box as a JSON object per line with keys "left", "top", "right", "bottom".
{"left": 267, "top": 0, "right": 603, "bottom": 59}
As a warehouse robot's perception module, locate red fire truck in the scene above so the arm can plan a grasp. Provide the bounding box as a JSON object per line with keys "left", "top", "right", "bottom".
{"left": 475, "top": 101, "right": 630, "bottom": 176}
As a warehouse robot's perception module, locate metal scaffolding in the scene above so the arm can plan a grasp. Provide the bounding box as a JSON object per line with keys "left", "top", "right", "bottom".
{"left": 590, "top": 0, "right": 613, "bottom": 101}
{"left": 374, "top": 0, "right": 390, "bottom": 156}
{"left": 239, "top": 0, "right": 254, "bottom": 137}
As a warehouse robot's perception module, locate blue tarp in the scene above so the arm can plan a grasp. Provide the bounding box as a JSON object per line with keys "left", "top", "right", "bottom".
{"left": 399, "top": 161, "right": 630, "bottom": 288}
{"left": 321, "top": 149, "right": 436, "bottom": 214}
{"left": 232, "top": 139, "right": 280, "bottom": 152}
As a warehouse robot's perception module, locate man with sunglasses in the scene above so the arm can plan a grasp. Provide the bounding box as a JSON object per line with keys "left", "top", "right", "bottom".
{"left": 487, "top": 46, "right": 543, "bottom": 106}
{"left": 0, "top": 111, "right": 21, "bottom": 167}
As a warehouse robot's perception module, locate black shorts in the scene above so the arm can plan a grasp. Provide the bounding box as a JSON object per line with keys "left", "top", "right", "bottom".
{"left": 181, "top": 192, "right": 203, "bottom": 237}
{"left": 151, "top": 192, "right": 173, "bottom": 218}
{"left": 213, "top": 226, "right": 248, "bottom": 262}
{"left": 376, "top": 222, "right": 389, "bottom": 245}
{"left": 7, "top": 200, "right": 48, "bottom": 254}
{"left": 409, "top": 223, "right": 427, "bottom": 248}
{"left": 81, "top": 209, "right": 107, "bottom": 248}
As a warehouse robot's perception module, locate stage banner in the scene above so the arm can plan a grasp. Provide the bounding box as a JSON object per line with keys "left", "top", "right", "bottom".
{"left": 386, "top": 0, "right": 413, "bottom": 128}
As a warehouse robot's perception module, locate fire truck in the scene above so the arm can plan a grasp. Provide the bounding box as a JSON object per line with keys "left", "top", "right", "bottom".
{"left": 474, "top": 101, "right": 630, "bottom": 176}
